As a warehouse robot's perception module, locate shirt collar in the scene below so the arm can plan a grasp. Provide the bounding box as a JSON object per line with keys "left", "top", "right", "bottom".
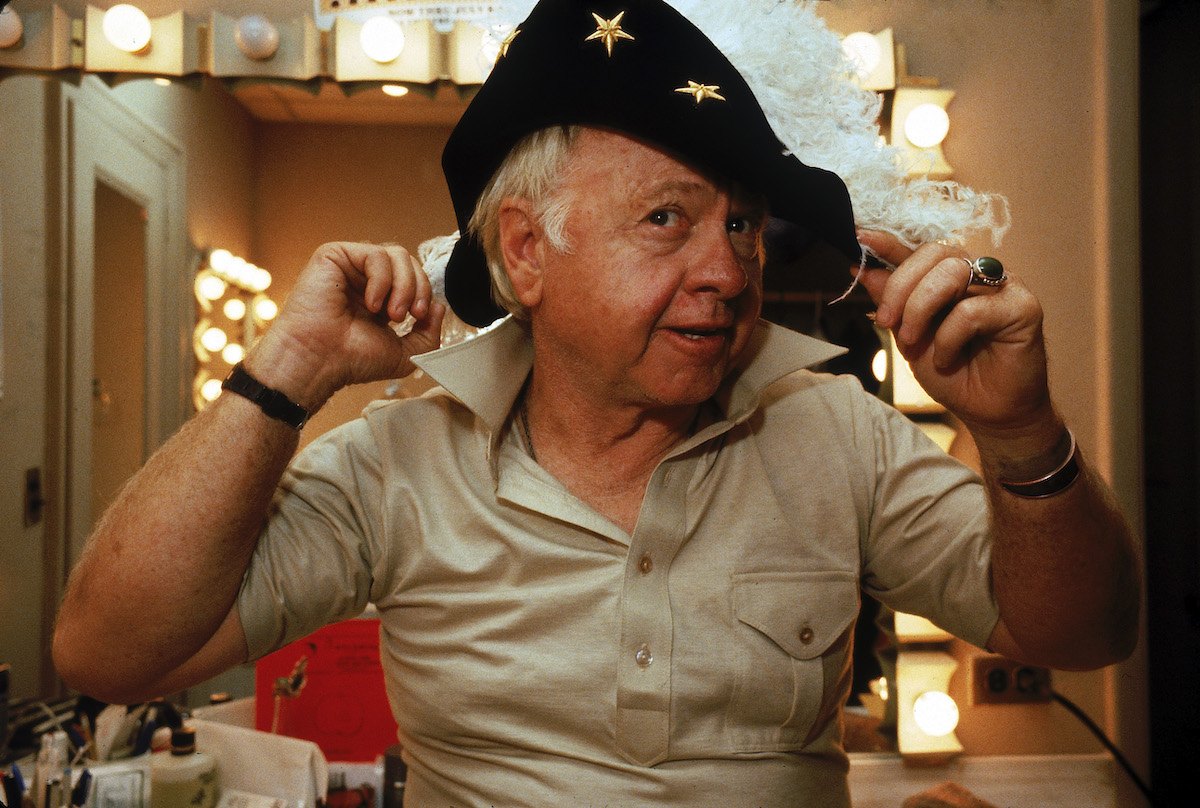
{"left": 413, "top": 315, "right": 847, "bottom": 431}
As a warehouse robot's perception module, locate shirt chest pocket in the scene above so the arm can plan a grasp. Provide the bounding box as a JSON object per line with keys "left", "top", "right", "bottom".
{"left": 728, "top": 571, "right": 860, "bottom": 752}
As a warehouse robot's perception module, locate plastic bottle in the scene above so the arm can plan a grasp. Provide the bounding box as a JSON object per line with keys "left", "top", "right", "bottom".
{"left": 151, "top": 726, "right": 218, "bottom": 808}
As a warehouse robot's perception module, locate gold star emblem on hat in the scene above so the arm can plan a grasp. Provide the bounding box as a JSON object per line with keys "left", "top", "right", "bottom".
{"left": 586, "top": 11, "right": 634, "bottom": 57}
{"left": 675, "top": 80, "right": 727, "bottom": 104}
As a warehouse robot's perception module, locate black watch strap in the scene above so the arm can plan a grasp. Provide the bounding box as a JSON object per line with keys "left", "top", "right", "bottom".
{"left": 221, "top": 363, "right": 311, "bottom": 430}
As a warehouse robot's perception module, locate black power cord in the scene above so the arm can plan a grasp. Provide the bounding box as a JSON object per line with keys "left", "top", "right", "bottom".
{"left": 1050, "top": 687, "right": 1157, "bottom": 807}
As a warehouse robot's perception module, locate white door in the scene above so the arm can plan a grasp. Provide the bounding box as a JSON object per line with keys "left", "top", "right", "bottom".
{"left": 61, "top": 77, "right": 189, "bottom": 570}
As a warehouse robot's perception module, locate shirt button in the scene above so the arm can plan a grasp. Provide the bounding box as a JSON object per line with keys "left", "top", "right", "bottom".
{"left": 798, "top": 625, "right": 815, "bottom": 645}
{"left": 638, "top": 554, "right": 653, "bottom": 574}
{"left": 635, "top": 644, "right": 653, "bottom": 668}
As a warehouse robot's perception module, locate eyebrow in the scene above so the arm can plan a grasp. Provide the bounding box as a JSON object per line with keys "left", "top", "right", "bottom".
{"left": 636, "top": 177, "right": 715, "bottom": 201}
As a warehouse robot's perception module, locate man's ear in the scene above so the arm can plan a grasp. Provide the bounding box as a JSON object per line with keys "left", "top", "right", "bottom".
{"left": 498, "top": 197, "right": 544, "bottom": 309}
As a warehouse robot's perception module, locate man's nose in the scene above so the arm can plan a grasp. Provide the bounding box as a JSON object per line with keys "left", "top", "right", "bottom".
{"left": 685, "top": 224, "right": 749, "bottom": 299}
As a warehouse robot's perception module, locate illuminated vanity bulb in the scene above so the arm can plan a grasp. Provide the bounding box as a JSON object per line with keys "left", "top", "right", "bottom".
{"left": 209, "top": 249, "right": 235, "bottom": 274}
{"left": 872, "top": 349, "right": 888, "bottom": 383}
{"left": 246, "top": 266, "right": 272, "bottom": 293}
{"left": 912, "top": 691, "right": 960, "bottom": 737}
{"left": 197, "top": 274, "right": 227, "bottom": 302}
{"left": 221, "top": 343, "right": 245, "bottom": 365}
{"left": 235, "top": 14, "right": 279, "bottom": 61}
{"left": 382, "top": 84, "right": 410, "bottom": 98}
{"left": 201, "top": 378, "right": 224, "bottom": 402}
{"left": 223, "top": 298, "right": 247, "bottom": 321}
{"left": 842, "top": 31, "right": 882, "bottom": 80}
{"left": 904, "top": 103, "right": 951, "bottom": 149}
{"left": 200, "top": 327, "right": 228, "bottom": 353}
{"left": 103, "top": 4, "right": 153, "bottom": 54}
{"left": 225, "top": 256, "right": 249, "bottom": 285}
{"left": 254, "top": 297, "right": 279, "bottom": 321}
{"left": 0, "top": 7, "right": 24, "bottom": 49}
{"left": 360, "top": 15, "right": 405, "bottom": 63}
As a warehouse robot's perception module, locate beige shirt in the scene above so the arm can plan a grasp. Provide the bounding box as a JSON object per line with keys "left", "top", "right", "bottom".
{"left": 239, "top": 318, "right": 998, "bottom": 807}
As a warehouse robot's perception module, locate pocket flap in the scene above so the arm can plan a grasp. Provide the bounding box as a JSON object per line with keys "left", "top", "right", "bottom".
{"left": 733, "top": 571, "right": 860, "bottom": 660}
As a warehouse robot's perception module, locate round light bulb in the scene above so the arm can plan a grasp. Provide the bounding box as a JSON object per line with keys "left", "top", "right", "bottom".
{"left": 842, "top": 32, "right": 881, "bottom": 80}
{"left": 872, "top": 348, "right": 888, "bottom": 383}
{"left": 255, "top": 298, "right": 279, "bottom": 321}
{"left": 103, "top": 4, "right": 152, "bottom": 54}
{"left": 235, "top": 15, "right": 279, "bottom": 60}
{"left": 197, "top": 274, "right": 227, "bottom": 302}
{"left": 905, "top": 103, "right": 951, "bottom": 149}
{"left": 200, "top": 327, "right": 228, "bottom": 353}
{"left": 201, "top": 378, "right": 224, "bottom": 402}
{"left": 221, "top": 343, "right": 245, "bottom": 365}
{"left": 209, "top": 248, "right": 235, "bottom": 274}
{"left": 247, "top": 266, "right": 272, "bottom": 293}
{"left": 226, "top": 257, "right": 249, "bottom": 285}
{"left": 382, "top": 84, "right": 410, "bottom": 98}
{"left": 0, "top": 7, "right": 24, "bottom": 49}
{"left": 223, "top": 298, "right": 247, "bottom": 321}
{"left": 360, "top": 16, "right": 405, "bottom": 63}
{"left": 912, "top": 691, "right": 960, "bottom": 737}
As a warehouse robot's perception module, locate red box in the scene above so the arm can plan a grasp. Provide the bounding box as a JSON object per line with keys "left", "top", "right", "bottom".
{"left": 255, "top": 619, "right": 399, "bottom": 762}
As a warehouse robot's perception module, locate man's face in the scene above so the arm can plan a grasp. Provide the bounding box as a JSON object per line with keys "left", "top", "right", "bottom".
{"left": 525, "top": 128, "right": 767, "bottom": 411}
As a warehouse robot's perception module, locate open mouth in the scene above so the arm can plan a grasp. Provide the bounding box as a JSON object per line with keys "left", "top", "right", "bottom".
{"left": 672, "top": 327, "right": 722, "bottom": 340}
{"left": 668, "top": 325, "right": 731, "bottom": 342}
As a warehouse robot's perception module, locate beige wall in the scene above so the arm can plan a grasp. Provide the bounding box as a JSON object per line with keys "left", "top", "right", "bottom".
{"left": 0, "top": 76, "right": 57, "bottom": 700}
{"left": 250, "top": 122, "right": 459, "bottom": 442}
{"left": 816, "top": 0, "right": 1144, "bottom": 767}
{"left": 111, "top": 76, "right": 259, "bottom": 260}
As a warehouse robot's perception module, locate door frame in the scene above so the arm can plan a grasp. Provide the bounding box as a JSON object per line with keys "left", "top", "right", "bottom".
{"left": 56, "top": 76, "right": 189, "bottom": 572}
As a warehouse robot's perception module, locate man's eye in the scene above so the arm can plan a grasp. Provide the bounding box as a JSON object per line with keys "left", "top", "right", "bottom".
{"left": 727, "top": 216, "right": 759, "bottom": 234}
{"left": 648, "top": 209, "right": 682, "bottom": 227}
{"left": 728, "top": 216, "right": 764, "bottom": 260}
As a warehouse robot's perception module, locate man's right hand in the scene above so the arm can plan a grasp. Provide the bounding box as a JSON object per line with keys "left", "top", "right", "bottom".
{"left": 245, "top": 242, "right": 446, "bottom": 413}
{"left": 53, "top": 242, "right": 446, "bottom": 704}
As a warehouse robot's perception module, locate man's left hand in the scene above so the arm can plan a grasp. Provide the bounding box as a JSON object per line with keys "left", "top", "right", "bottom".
{"left": 854, "top": 229, "right": 1053, "bottom": 441}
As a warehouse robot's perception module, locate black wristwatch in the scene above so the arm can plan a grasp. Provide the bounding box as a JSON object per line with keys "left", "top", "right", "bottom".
{"left": 221, "top": 363, "right": 311, "bottom": 430}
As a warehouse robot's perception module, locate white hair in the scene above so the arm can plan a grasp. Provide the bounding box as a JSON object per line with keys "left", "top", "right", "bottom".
{"left": 467, "top": 125, "right": 582, "bottom": 320}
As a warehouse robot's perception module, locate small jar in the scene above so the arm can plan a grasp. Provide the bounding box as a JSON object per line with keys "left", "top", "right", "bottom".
{"left": 151, "top": 727, "right": 218, "bottom": 808}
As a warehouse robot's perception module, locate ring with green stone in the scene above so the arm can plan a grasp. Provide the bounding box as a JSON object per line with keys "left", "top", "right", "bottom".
{"left": 966, "top": 256, "right": 1007, "bottom": 288}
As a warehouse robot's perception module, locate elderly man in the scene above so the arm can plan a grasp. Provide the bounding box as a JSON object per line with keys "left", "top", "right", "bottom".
{"left": 54, "top": 1, "right": 1138, "bottom": 805}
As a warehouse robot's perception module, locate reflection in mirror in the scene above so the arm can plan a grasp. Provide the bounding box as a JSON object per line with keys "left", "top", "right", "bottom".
{"left": 1, "top": 5, "right": 1140, "bottom": 791}
{"left": 0, "top": 10, "right": 921, "bottom": 747}
{"left": 92, "top": 181, "right": 148, "bottom": 528}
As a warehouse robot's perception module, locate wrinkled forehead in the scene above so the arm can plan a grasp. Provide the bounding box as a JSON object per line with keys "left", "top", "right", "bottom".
{"left": 562, "top": 127, "right": 770, "bottom": 210}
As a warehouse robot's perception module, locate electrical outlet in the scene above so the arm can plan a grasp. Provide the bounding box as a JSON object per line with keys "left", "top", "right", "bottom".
{"left": 970, "top": 655, "right": 1051, "bottom": 705}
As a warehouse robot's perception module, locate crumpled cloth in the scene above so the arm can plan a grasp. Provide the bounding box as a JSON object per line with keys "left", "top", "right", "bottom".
{"left": 192, "top": 718, "right": 328, "bottom": 808}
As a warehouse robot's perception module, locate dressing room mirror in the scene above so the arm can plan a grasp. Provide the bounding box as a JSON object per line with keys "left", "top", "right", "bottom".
{"left": 1, "top": 0, "right": 1142, "bottom": 772}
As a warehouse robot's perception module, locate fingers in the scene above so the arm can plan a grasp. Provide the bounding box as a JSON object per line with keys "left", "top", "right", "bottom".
{"left": 856, "top": 228, "right": 914, "bottom": 271}
{"left": 886, "top": 251, "right": 973, "bottom": 346}
{"left": 853, "top": 229, "right": 1025, "bottom": 363}
{"left": 855, "top": 232, "right": 981, "bottom": 333}
{"left": 354, "top": 243, "right": 433, "bottom": 323}
{"left": 924, "top": 293, "right": 1013, "bottom": 370}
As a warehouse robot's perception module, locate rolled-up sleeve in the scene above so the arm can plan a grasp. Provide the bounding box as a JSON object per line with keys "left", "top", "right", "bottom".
{"left": 237, "top": 418, "right": 387, "bottom": 661}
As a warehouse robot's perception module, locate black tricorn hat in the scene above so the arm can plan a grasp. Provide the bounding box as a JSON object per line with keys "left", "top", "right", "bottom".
{"left": 442, "top": 0, "right": 859, "bottom": 327}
